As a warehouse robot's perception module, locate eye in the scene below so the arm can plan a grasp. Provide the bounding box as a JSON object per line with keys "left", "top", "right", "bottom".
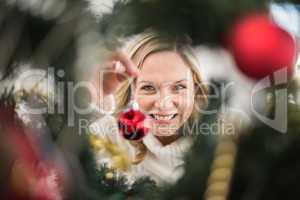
{"left": 173, "top": 84, "right": 186, "bottom": 91}
{"left": 140, "top": 85, "right": 156, "bottom": 93}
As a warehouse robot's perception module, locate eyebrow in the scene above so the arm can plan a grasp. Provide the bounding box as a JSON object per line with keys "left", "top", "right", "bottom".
{"left": 137, "top": 79, "right": 188, "bottom": 85}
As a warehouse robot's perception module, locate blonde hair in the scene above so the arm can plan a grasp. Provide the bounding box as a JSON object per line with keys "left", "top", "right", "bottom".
{"left": 114, "top": 32, "right": 208, "bottom": 164}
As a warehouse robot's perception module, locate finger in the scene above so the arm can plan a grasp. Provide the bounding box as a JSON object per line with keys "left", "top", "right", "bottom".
{"left": 112, "top": 61, "right": 130, "bottom": 82}
{"left": 102, "top": 61, "right": 119, "bottom": 71}
{"left": 102, "top": 61, "right": 126, "bottom": 76}
{"left": 113, "top": 61, "right": 126, "bottom": 73}
{"left": 99, "top": 61, "right": 128, "bottom": 83}
{"left": 111, "top": 51, "right": 139, "bottom": 77}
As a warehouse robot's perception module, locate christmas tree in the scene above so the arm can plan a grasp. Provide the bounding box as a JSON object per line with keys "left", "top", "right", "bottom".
{"left": 0, "top": 0, "right": 300, "bottom": 199}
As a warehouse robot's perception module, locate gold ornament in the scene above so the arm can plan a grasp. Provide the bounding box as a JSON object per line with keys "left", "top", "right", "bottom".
{"left": 105, "top": 172, "right": 114, "bottom": 180}
{"left": 88, "top": 133, "right": 130, "bottom": 171}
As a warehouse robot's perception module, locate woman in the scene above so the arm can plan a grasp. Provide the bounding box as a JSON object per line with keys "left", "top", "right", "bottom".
{"left": 89, "top": 32, "right": 208, "bottom": 185}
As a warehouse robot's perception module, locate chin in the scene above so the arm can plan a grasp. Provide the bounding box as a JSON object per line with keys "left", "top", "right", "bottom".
{"left": 152, "top": 127, "right": 178, "bottom": 137}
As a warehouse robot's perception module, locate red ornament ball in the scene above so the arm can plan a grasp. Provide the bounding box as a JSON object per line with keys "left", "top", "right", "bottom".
{"left": 227, "top": 13, "right": 296, "bottom": 79}
{"left": 118, "top": 109, "right": 149, "bottom": 141}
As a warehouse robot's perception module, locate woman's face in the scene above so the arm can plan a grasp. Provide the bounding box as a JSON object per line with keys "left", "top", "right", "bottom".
{"left": 133, "top": 51, "right": 195, "bottom": 138}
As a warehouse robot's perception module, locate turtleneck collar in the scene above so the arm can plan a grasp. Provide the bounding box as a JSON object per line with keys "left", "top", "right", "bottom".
{"left": 142, "top": 132, "right": 193, "bottom": 158}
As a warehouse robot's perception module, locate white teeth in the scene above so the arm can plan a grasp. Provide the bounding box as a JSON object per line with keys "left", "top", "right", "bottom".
{"left": 153, "top": 114, "right": 175, "bottom": 120}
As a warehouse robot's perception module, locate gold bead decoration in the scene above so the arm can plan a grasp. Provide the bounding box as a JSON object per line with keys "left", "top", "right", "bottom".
{"left": 88, "top": 133, "right": 130, "bottom": 171}
{"left": 105, "top": 172, "right": 114, "bottom": 180}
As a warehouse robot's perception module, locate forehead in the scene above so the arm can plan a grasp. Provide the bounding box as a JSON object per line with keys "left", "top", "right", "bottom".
{"left": 137, "top": 51, "right": 192, "bottom": 84}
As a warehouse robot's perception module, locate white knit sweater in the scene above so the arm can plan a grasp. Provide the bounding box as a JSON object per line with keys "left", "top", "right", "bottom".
{"left": 89, "top": 114, "right": 193, "bottom": 186}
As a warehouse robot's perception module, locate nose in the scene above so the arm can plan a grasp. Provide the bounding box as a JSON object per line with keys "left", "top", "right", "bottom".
{"left": 154, "top": 91, "right": 176, "bottom": 111}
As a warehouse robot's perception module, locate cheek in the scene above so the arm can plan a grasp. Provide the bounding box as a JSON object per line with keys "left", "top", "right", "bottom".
{"left": 177, "top": 93, "right": 195, "bottom": 120}
{"left": 134, "top": 95, "right": 155, "bottom": 112}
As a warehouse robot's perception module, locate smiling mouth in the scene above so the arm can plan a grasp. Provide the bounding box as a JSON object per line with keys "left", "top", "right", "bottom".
{"left": 149, "top": 114, "right": 178, "bottom": 121}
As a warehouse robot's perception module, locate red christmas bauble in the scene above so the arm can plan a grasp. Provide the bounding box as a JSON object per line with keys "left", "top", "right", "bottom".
{"left": 227, "top": 13, "right": 296, "bottom": 79}
{"left": 118, "top": 109, "right": 149, "bottom": 141}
